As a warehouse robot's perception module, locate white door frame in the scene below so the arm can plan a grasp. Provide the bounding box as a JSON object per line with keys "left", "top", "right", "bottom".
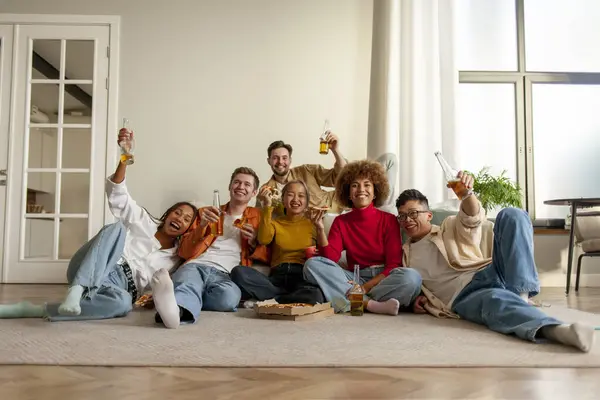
{"left": 0, "top": 14, "right": 120, "bottom": 282}
{"left": 0, "top": 25, "right": 15, "bottom": 285}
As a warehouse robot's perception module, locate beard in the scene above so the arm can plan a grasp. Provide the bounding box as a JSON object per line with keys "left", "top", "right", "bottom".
{"left": 272, "top": 166, "right": 289, "bottom": 177}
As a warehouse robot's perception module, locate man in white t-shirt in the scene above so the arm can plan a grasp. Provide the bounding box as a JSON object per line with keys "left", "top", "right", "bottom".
{"left": 396, "top": 172, "right": 594, "bottom": 353}
{"left": 152, "top": 167, "right": 268, "bottom": 328}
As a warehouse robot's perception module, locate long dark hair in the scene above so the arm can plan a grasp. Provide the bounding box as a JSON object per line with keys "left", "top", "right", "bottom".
{"left": 144, "top": 201, "right": 198, "bottom": 236}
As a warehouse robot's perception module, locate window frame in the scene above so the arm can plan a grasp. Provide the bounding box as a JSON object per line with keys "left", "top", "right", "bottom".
{"left": 457, "top": 0, "right": 600, "bottom": 220}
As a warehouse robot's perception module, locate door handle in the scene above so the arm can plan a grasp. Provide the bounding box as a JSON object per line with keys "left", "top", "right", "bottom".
{"left": 0, "top": 169, "right": 6, "bottom": 176}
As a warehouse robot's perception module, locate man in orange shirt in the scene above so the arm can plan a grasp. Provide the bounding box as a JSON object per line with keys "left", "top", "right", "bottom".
{"left": 153, "top": 167, "right": 268, "bottom": 328}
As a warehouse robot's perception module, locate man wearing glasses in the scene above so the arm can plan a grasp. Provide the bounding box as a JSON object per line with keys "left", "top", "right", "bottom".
{"left": 395, "top": 172, "right": 594, "bottom": 352}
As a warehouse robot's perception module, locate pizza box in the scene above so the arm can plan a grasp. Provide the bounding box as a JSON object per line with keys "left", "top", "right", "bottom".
{"left": 257, "top": 307, "right": 334, "bottom": 321}
{"left": 255, "top": 300, "right": 332, "bottom": 316}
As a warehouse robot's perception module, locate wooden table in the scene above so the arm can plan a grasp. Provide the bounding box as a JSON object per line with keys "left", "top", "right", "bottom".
{"left": 543, "top": 198, "right": 600, "bottom": 294}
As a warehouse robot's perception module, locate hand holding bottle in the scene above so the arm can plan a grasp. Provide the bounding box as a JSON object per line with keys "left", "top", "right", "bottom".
{"left": 449, "top": 171, "right": 474, "bottom": 198}
{"left": 200, "top": 206, "right": 221, "bottom": 228}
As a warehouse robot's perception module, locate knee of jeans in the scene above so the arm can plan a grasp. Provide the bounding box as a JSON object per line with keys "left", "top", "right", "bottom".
{"left": 303, "top": 257, "right": 327, "bottom": 279}
{"left": 229, "top": 266, "right": 244, "bottom": 283}
{"left": 210, "top": 286, "right": 242, "bottom": 311}
{"left": 104, "top": 221, "right": 126, "bottom": 234}
{"left": 392, "top": 267, "right": 422, "bottom": 289}
{"left": 496, "top": 207, "right": 529, "bottom": 226}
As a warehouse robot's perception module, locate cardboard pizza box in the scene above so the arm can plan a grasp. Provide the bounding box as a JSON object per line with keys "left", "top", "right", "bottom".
{"left": 255, "top": 300, "right": 332, "bottom": 317}
{"left": 257, "top": 307, "right": 334, "bottom": 321}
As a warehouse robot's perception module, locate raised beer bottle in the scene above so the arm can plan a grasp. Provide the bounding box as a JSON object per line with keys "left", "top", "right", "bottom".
{"left": 319, "top": 119, "right": 330, "bottom": 155}
{"left": 119, "top": 118, "right": 135, "bottom": 165}
{"left": 212, "top": 190, "right": 224, "bottom": 236}
{"left": 348, "top": 264, "right": 364, "bottom": 316}
{"left": 434, "top": 151, "right": 467, "bottom": 200}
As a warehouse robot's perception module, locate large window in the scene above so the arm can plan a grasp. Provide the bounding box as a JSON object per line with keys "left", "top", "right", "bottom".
{"left": 454, "top": 0, "right": 600, "bottom": 221}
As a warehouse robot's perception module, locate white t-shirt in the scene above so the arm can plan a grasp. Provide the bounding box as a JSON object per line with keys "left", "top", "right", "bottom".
{"left": 409, "top": 234, "right": 477, "bottom": 307}
{"left": 189, "top": 214, "right": 242, "bottom": 273}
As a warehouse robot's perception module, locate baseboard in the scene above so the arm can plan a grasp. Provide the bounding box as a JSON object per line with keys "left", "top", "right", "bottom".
{"left": 539, "top": 273, "right": 600, "bottom": 288}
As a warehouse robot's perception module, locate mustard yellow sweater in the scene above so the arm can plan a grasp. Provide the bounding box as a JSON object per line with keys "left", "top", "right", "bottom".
{"left": 258, "top": 207, "right": 315, "bottom": 267}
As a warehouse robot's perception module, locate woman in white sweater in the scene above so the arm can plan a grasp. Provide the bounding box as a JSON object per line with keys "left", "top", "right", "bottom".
{"left": 0, "top": 129, "right": 197, "bottom": 322}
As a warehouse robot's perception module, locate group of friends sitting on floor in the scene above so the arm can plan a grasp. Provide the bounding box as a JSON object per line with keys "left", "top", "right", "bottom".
{"left": 0, "top": 127, "right": 595, "bottom": 353}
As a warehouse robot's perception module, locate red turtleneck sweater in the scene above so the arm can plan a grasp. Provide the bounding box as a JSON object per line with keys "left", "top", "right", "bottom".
{"left": 319, "top": 203, "right": 403, "bottom": 276}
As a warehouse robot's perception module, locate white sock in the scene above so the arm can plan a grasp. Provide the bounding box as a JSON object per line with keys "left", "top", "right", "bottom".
{"left": 366, "top": 298, "right": 400, "bottom": 316}
{"left": 519, "top": 293, "right": 529, "bottom": 303}
{"left": 151, "top": 269, "right": 180, "bottom": 329}
{"left": 58, "top": 285, "right": 85, "bottom": 315}
{"left": 541, "top": 323, "right": 595, "bottom": 353}
{"left": 0, "top": 301, "right": 45, "bottom": 318}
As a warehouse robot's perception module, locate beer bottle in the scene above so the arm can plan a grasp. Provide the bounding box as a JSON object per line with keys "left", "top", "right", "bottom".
{"left": 119, "top": 118, "right": 135, "bottom": 165}
{"left": 319, "top": 119, "right": 330, "bottom": 155}
{"left": 212, "top": 190, "right": 223, "bottom": 236}
{"left": 434, "top": 151, "right": 468, "bottom": 199}
{"left": 348, "top": 264, "right": 364, "bottom": 316}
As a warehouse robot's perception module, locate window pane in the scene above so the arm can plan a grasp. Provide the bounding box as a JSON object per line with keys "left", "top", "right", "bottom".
{"left": 455, "top": 84, "right": 518, "bottom": 182}
{"left": 65, "top": 40, "right": 94, "bottom": 80}
{"left": 525, "top": 0, "right": 600, "bottom": 72}
{"left": 60, "top": 172, "right": 89, "bottom": 214}
{"left": 62, "top": 128, "right": 91, "bottom": 169}
{"left": 532, "top": 85, "right": 600, "bottom": 219}
{"left": 454, "top": 0, "right": 518, "bottom": 71}
{"left": 28, "top": 128, "right": 57, "bottom": 169}
{"left": 24, "top": 217, "right": 54, "bottom": 260}
{"left": 26, "top": 172, "right": 56, "bottom": 213}
{"left": 59, "top": 218, "right": 88, "bottom": 259}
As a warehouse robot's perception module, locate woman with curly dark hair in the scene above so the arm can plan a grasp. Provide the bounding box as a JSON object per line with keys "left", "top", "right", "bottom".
{"left": 304, "top": 160, "right": 422, "bottom": 315}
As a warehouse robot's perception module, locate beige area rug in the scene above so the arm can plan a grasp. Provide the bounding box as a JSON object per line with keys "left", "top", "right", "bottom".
{"left": 0, "top": 306, "right": 599, "bottom": 367}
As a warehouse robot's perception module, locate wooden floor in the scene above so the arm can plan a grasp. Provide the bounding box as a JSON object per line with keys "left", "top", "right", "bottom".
{"left": 1, "top": 285, "right": 599, "bottom": 400}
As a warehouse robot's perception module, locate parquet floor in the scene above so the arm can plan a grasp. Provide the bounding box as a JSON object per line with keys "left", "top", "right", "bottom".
{"left": 1, "top": 284, "right": 599, "bottom": 400}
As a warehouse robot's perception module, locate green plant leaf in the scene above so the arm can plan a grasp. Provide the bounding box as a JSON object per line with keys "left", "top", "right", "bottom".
{"left": 464, "top": 167, "right": 523, "bottom": 213}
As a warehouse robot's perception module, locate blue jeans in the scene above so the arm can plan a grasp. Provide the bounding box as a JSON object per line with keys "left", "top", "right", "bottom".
{"left": 46, "top": 222, "right": 133, "bottom": 321}
{"left": 172, "top": 262, "right": 242, "bottom": 323}
{"left": 452, "top": 208, "right": 562, "bottom": 342}
{"left": 303, "top": 256, "right": 422, "bottom": 312}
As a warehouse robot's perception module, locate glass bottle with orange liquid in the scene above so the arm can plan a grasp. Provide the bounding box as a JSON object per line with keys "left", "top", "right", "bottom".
{"left": 119, "top": 118, "right": 135, "bottom": 165}
{"left": 348, "top": 264, "right": 364, "bottom": 316}
{"left": 319, "top": 119, "right": 330, "bottom": 155}
{"left": 434, "top": 151, "right": 468, "bottom": 200}
{"left": 212, "top": 190, "right": 224, "bottom": 236}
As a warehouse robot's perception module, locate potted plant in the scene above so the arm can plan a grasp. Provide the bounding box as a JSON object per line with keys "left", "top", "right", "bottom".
{"left": 467, "top": 167, "right": 523, "bottom": 215}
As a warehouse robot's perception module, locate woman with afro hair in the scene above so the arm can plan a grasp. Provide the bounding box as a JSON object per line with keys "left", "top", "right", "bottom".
{"left": 304, "top": 160, "right": 421, "bottom": 315}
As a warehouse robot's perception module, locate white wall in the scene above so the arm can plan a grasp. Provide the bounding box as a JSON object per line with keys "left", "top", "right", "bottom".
{"left": 1, "top": 0, "right": 373, "bottom": 214}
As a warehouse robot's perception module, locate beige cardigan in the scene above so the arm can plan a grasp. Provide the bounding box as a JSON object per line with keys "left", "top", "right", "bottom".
{"left": 402, "top": 204, "right": 494, "bottom": 318}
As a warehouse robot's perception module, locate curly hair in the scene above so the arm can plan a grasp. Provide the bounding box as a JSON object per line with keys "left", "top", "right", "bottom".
{"left": 335, "top": 160, "right": 390, "bottom": 209}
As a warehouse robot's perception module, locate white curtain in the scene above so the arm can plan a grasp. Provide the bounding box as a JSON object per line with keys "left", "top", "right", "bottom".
{"left": 367, "top": 0, "right": 458, "bottom": 207}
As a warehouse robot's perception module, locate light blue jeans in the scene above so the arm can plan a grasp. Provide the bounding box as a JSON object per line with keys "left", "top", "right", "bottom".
{"left": 452, "top": 207, "right": 562, "bottom": 342}
{"left": 303, "top": 256, "right": 422, "bottom": 312}
{"left": 172, "top": 262, "right": 242, "bottom": 323}
{"left": 46, "top": 222, "right": 133, "bottom": 321}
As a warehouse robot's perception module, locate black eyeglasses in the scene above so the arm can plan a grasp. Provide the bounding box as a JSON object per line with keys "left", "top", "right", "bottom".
{"left": 397, "top": 210, "right": 429, "bottom": 222}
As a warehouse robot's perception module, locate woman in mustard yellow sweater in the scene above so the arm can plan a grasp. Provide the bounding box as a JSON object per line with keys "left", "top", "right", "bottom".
{"left": 230, "top": 180, "right": 325, "bottom": 305}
